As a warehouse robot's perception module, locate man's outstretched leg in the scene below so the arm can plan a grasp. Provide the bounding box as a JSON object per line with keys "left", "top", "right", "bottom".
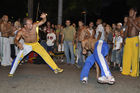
{"left": 80, "top": 54, "right": 95, "bottom": 84}
{"left": 8, "top": 44, "right": 32, "bottom": 77}
{"left": 31, "top": 42, "right": 63, "bottom": 74}
{"left": 94, "top": 40, "right": 115, "bottom": 85}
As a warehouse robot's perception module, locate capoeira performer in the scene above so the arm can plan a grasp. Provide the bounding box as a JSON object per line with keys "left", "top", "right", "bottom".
{"left": 80, "top": 39, "right": 115, "bottom": 85}
{"left": 8, "top": 13, "right": 63, "bottom": 77}
{"left": 81, "top": 37, "right": 100, "bottom": 78}
{"left": 0, "top": 15, "right": 13, "bottom": 66}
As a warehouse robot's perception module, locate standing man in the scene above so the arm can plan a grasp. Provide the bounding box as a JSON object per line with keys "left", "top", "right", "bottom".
{"left": 9, "top": 13, "right": 63, "bottom": 76}
{"left": 95, "top": 19, "right": 105, "bottom": 40}
{"left": 87, "top": 22, "right": 95, "bottom": 38}
{"left": 122, "top": 8, "right": 140, "bottom": 77}
{"left": 62, "top": 20, "right": 76, "bottom": 65}
{"left": 76, "top": 21, "right": 90, "bottom": 68}
{"left": 0, "top": 15, "right": 13, "bottom": 66}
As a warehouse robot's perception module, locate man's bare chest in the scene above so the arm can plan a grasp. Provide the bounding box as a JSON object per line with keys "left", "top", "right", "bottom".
{"left": 1, "top": 24, "right": 11, "bottom": 32}
{"left": 22, "top": 31, "right": 36, "bottom": 38}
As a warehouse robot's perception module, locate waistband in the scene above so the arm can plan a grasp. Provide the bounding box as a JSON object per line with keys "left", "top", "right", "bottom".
{"left": 1, "top": 37, "right": 9, "bottom": 38}
{"left": 127, "top": 36, "right": 138, "bottom": 38}
{"left": 24, "top": 42, "right": 38, "bottom": 45}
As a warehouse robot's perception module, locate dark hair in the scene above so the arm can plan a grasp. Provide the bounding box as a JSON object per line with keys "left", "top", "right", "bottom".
{"left": 66, "top": 19, "right": 70, "bottom": 22}
{"left": 130, "top": 8, "right": 137, "bottom": 12}
{"left": 78, "top": 20, "right": 83, "bottom": 23}
{"left": 97, "top": 19, "right": 103, "bottom": 23}
{"left": 23, "top": 17, "right": 32, "bottom": 25}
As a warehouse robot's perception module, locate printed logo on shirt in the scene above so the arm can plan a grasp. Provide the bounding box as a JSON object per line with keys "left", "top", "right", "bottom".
{"left": 136, "top": 43, "right": 139, "bottom": 47}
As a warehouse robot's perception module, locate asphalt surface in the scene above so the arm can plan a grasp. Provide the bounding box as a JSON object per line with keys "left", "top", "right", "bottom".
{"left": 0, "top": 61, "right": 140, "bottom": 93}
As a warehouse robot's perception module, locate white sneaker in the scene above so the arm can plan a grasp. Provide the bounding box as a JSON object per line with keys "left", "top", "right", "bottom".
{"left": 82, "top": 77, "right": 88, "bottom": 84}
{"left": 61, "top": 59, "right": 64, "bottom": 63}
{"left": 98, "top": 76, "right": 115, "bottom": 85}
{"left": 120, "top": 67, "right": 122, "bottom": 72}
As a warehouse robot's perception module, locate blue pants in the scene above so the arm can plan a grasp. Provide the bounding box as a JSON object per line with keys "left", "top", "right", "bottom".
{"left": 80, "top": 40, "right": 111, "bottom": 80}
{"left": 77, "top": 42, "right": 84, "bottom": 67}
{"left": 64, "top": 41, "right": 75, "bottom": 64}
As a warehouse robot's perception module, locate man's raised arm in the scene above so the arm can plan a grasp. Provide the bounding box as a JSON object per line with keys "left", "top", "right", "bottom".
{"left": 34, "top": 13, "right": 47, "bottom": 26}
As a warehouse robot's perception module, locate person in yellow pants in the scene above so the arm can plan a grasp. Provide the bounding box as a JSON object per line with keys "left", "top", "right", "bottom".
{"left": 121, "top": 8, "right": 140, "bottom": 77}
{"left": 122, "top": 36, "right": 139, "bottom": 77}
{"left": 9, "top": 42, "right": 63, "bottom": 76}
{"left": 9, "top": 13, "right": 63, "bottom": 77}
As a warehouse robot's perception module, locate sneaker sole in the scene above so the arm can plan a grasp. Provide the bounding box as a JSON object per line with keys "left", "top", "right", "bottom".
{"left": 97, "top": 80, "right": 115, "bottom": 85}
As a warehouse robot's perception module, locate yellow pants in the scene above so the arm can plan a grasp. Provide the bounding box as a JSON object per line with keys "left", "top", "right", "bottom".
{"left": 9, "top": 42, "right": 59, "bottom": 75}
{"left": 122, "top": 36, "right": 139, "bottom": 77}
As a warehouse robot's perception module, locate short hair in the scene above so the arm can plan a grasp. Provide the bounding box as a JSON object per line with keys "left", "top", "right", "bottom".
{"left": 89, "top": 21, "right": 94, "bottom": 24}
{"left": 130, "top": 8, "right": 137, "bottom": 12}
{"left": 23, "top": 17, "right": 32, "bottom": 25}
{"left": 97, "top": 19, "right": 103, "bottom": 23}
{"left": 78, "top": 20, "right": 83, "bottom": 23}
{"left": 66, "top": 19, "right": 70, "bottom": 22}
{"left": 115, "top": 29, "right": 120, "bottom": 32}
{"left": 2, "top": 15, "right": 8, "bottom": 21}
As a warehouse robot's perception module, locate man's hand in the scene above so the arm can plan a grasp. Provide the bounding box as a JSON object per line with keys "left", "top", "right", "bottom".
{"left": 40, "top": 13, "right": 47, "bottom": 19}
{"left": 18, "top": 43, "right": 23, "bottom": 50}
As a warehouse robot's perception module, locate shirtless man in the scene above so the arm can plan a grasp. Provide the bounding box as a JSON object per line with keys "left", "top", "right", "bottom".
{"left": 87, "top": 22, "right": 95, "bottom": 38}
{"left": 9, "top": 13, "right": 63, "bottom": 77}
{"left": 80, "top": 38, "right": 115, "bottom": 85}
{"left": 0, "top": 15, "right": 14, "bottom": 66}
{"left": 76, "top": 21, "right": 90, "bottom": 68}
{"left": 122, "top": 8, "right": 140, "bottom": 77}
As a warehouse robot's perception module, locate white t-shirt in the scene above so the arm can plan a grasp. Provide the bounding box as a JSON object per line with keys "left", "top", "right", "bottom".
{"left": 95, "top": 24, "right": 105, "bottom": 40}
{"left": 113, "top": 36, "right": 123, "bottom": 50}
{"left": 46, "top": 33, "right": 56, "bottom": 46}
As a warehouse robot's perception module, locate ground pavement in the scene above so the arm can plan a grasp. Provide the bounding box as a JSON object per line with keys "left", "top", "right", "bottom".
{"left": 0, "top": 61, "right": 140, "bottom": 93}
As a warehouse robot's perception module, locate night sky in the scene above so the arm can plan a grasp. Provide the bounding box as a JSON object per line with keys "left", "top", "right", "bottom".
{"left": 0, "top": 0, "right": 140, "bottom": 25}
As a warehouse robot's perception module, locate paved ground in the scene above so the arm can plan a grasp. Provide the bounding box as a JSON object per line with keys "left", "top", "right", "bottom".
{"left": 0, "top": 61, "right": 140, "bottom": 93}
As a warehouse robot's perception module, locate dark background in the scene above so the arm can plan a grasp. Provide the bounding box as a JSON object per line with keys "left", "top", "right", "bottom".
{"left": 0, "top": 0, "right": 140, "bottom": 25}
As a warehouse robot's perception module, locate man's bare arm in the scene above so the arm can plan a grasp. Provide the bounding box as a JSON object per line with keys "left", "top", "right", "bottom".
{"left": 123, "top": 26, "right": 128, "bottom": 44}
{"left": 82, "top": 39, "right": 87, "bottom": 54}
{"left": 14, "top": 30, "right": 23, "bottom": 49}
{"left": 34, "top": 13, "right": 47, "bottom": 27}
{"left": 97, "top": 32, "right": 102, "bottom": 40}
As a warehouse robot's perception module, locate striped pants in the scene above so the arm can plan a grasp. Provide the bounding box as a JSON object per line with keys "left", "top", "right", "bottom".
{"left": 80, "top": 40, "right": 112, "bottom": 80}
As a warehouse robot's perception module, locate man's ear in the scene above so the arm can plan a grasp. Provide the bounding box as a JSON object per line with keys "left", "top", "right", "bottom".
{"left": 24, "top": 25, "right": 26, "bottom": 28}
{"left": 134, "top": 11, "right": 137, "bottom": 15}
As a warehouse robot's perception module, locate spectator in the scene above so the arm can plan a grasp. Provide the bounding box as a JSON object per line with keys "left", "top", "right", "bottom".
{"left": 87, "top": 22, "right": 95, "bottom": 38}
{"left": 62, "top": 20, "right": 76, "bottom": 65}
{"left": 105, "top": 24, "right": 113, "bottom": 64}
{"left": 46, "top": 29, "right": 56, "bottom": 55}
{"left": 95, "top": 19, "right": 105, "bottom": 40}
{"left": 111, "top": 30, "right": 123, "bottom": 70}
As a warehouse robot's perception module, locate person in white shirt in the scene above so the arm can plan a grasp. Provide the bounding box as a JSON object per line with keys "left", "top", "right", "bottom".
{"left": 95, "top": 19, "right": 105, "bottom": 40}
{"left": 46, "top": 29, "right": 56, "bottom": 54}
{"left": 111, "top": 30, "right": 123, "bottom": 70}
